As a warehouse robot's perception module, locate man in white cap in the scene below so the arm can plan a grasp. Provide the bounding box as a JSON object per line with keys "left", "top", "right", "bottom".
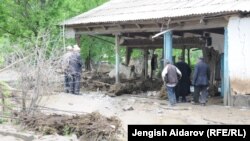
{"left": 68, "top": 44, "right": 83, "bottom": 95}
{"left": 61, "top": 45, "right": 73, "bottom": 93}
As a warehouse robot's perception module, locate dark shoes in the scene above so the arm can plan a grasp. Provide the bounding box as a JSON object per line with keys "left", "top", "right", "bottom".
{"left": 201, "top": 103, "right": 206, "bottom": 106}
{"left": 191, "top": 101, "right": 199, "bottom": 105}
{"left": 177, "top": 98, "right": 187, "bottom": 103}
{"left": 191, "top": 101, "right": 206, "bottom": 106}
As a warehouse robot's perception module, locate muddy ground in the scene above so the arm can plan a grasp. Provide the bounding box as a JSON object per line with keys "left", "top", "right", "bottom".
{"left": 1, "top": 92, "right": 250, "bottom": 141}
{"left": 1, "top": 70, "right": 250, "bottom": 141}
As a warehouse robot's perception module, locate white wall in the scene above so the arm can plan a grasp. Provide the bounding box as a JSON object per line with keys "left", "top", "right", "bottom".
{"left": 210, "top": 33, "right": 224, "bottom": 54}
{"left": 228, "top": 16, "right": 250, "bottom": 94}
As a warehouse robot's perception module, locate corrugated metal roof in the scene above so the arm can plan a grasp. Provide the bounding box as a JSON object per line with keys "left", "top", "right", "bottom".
{"left": 62, "top": 0, "right": 250, "bottom": 26}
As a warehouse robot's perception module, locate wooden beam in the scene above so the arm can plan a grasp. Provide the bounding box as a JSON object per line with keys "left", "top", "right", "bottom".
{"left": 118, "top": 25, "right": 124, "bottom": 29}
{"left": 75, "top": 17, "right": 227, "bottom": 35}
{"left": 135, "top": 24, "right": 142, "bottom": 29}
{"left": 127, "top": 46, "right": 163, "bottom": 49}
{"left": 120, "top": 37, "right": 205, "bottom": 47}
{"left": 86, "top": 27, "right": 92, "bottom": 31}
{"left": 88, "top": 35, "right": 115, "bottom": 45}
{"left": 156, "top": 23, "right": 162, "bottom": 28}
{"left": 102, "top": 25, "right": 108, "bottom": 30}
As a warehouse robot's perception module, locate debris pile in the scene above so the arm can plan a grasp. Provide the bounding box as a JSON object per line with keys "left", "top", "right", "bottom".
{"left": 81, "top": 71, "right": 163, "bottom": 96}
{"left": 108, "top": 79, "right": 163, "bottom": 96}
{"left": 18, "top": 112, "right": 122, "bottom": 141}
{"left": 81, "top": 71, "right": 114, "bottom": 91}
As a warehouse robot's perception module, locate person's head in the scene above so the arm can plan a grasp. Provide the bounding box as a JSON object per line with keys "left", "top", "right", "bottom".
{"left": 164, "top": 59, "right": 171, "bottom": 66}
{"left": 198, "top": 57, "right": 204, "bottom": 62}
{"left": 66, "top": 45, "right": 73, "bottom": 52}
{"left": 73, "top": 44, "right": 80, "bottom": 52}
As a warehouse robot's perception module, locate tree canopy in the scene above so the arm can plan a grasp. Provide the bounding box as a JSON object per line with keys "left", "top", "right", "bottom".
{"left": 0, "top": 0, "right": 124, "bottom": 66}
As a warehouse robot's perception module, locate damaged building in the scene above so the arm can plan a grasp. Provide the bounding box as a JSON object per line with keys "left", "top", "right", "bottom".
{"left": 61, "top": 0, "right": 250, "bottom": 107}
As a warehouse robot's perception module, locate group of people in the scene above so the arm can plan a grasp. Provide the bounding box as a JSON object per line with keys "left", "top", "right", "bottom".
{"left": 62, "top": 45, "right": 83, "bottom": 95}
{"left": 162, "top": 57, "right": 210, "bottom": 106}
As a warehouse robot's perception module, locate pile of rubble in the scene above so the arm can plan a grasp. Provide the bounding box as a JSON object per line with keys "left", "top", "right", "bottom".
{"left": 17, "top": 112, "right": 122, "bottom": 141}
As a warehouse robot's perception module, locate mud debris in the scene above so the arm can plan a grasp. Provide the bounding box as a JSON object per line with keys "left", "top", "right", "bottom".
{"left": 17, "top": 112, "right": 122, "bottom": 141}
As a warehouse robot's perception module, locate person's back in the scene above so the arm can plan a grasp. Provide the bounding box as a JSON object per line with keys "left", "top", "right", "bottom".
{"left": 68, "top": 51, "right": 82, "bottom": 74}
{"left": 161, "top": 60, "right": 182, "bottom": 106}
{"left": 192, "top": 57, "right": 210, "bottom": 106}
{"left": 175, "top": 61, "right": 191, "bottom": 84}
{"left": 193, "top": 60, "right": 210, "bottom": 86}
{"left": 62, "top": 46, "right": 73, "bottom": 93}
{"left": 166, "top": 64, "right": 179, "bottom": 85}
{"left": 68, "top": 44, "right": 83, "bottom": 95}
{"left": 175, "top": 58, "right": 191, "bottom": 102}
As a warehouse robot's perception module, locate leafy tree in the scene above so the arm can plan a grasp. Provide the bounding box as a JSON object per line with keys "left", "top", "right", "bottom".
{"left": 0, "top": 0, "right": 113, "bottom": 66}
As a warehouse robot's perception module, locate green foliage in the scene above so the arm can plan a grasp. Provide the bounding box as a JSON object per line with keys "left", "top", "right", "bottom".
{"left": 0, "top": 81, "right": 11, "bottom": 97}
{"left": 80, "top": 35, "right": 115, "bottom": 63}
{"left": 63, "top": 125, "right": 72, "bottom": 136}
{"left": 0, "top": 0, "right": 112, "bottom": 64}
{"left": 0, "top": 0, "right": 108, "bottom": 40}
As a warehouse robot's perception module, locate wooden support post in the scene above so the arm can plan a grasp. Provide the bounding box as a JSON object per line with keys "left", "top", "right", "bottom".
{"left": 75, "top": 34, "right": 81, "bottom": 47}
{"left": 181, "top": 47, "right": 186, "bottom": 62}
{"left": 164, "top": 31, "right": 173, "bottom": 63}
{"left": 187, "top": 49, "right": 190, "bottom": 66}
{"left": 144, "top": 49, "right": 149, "bottom": 79}
{"left": 125, "top": 47, "right": 132, "bottom": 66}
{"left": 115, "top": 34, "right": 120, "bottom": 83}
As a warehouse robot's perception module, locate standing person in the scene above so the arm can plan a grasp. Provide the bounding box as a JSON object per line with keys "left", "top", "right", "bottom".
{"left": 192, "top": 57, "right": 210, "bottom": 106}
{"left": 68, "top": 44, "right": 83, "bottom": 95}
{"left": 61, "top": 45, "right": 73, "bottom": 93}
{"left": 161, "top": 59, "right": 182, "bottom": 106}
{"left": 151, "top": 53, "right": 158, "bottom": 79}
{"left": 175, "top": 56, "right": 191, "bottom": 102}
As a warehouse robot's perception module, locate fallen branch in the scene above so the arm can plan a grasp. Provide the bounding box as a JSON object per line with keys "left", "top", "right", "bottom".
{"left": 91, "top": 80, "right": 111, "bottom": 86}
{"left": 203, "top": 118, "right": 226, "bottom": 124}
{"left": 159, "top": 106, "right": 191, "bottom": 110}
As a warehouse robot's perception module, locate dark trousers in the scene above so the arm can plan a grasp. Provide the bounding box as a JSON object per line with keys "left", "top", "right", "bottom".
{"left": 193, "top": 85, "right": 208, "bottom": 103}
{"left": 69, "top": 73, "right": 81, "bottom": 95}
{"left": 64, "top": 72, "right": 70, "bottom": 93}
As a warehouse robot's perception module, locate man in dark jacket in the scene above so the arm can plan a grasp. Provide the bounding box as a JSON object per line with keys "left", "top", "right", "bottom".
{"left": 192, "top": 57, "right": 210, "bottom": 106}
{"left": 175, "top": 56, "right": 191, "bottom": 102}
{"left": 162, "top": 59, "right": 182, "bottom": 106}
{"left": 68, "top": 45, "right": 83, "bottom": 95}
{"left": 61, "top": 45, "right": 73, "bottom": 93}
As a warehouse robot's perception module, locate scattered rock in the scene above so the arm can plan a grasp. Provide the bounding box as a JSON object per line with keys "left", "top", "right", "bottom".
{"left": 123, "top": 106, "right": 134, "bottom": 111}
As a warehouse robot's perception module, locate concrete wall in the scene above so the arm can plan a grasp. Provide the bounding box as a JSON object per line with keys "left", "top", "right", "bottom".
{"left": 228, "top": 16, "right": 250, "bottom": 95}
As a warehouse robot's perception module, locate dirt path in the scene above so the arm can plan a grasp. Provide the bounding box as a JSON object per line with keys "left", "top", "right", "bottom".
{"left": 39, "top": 92, "right": 250, "bottom": 130}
